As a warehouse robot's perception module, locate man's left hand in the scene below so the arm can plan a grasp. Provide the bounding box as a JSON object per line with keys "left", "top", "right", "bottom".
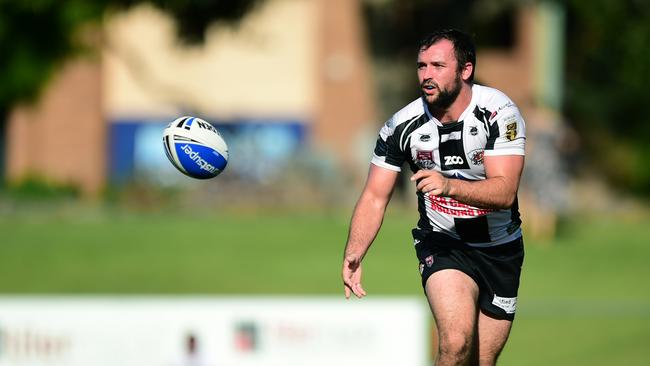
{"left": 410, "top": 170, "right": 450, "bottom": 196}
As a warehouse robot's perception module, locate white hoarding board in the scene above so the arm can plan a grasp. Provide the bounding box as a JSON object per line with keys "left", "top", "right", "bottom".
{"left": 0, "top": 297, "right": 429, "bottom": 366}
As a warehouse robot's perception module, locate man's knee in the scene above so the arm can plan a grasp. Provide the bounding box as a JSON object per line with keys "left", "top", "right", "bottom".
{"left": 438, "top": 331, "right": 474, "bottom": 363}
{"left": 477, "top": 343, "right": 504, "bottom": 366}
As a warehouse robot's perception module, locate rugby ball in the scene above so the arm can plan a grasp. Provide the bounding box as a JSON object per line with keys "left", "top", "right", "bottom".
{"left": 162, "top": 116, "right": 229, "bottom": 179}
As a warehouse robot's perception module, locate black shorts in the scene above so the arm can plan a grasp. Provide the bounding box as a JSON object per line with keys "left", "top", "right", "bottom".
{"left": 413, "top": 229, "right": 524, "bottom": 321}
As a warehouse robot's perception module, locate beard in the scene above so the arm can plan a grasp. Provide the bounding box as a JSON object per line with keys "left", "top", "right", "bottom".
{"left": 421, "top": 72, "right": 463, "bottom": 111}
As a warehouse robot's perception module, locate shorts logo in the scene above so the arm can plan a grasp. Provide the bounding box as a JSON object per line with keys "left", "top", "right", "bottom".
{"left": 492, "top": 295, "right": 517, "bottom": 314}
{"left": 469, "top": 149, "right": 484, "bottom": 165}
{"left": 415, "top": 150, "right": 435, "bottom": 170}
{"left": 425, "top": 255, "right": 434, "bottom": 267}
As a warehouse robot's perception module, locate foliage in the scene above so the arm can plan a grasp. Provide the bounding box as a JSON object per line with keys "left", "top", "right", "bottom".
{"left": 0, "top": 0, "right": 102, "bottom": 108}
{"left": 2, "top": 175, "right": 79, "bottom": 200}
{"left": 0, "top": 0, "right": 261, "bottom": 109}
{"left": 0, "top": 0, "right": 262, "bottom": 180}
{"left": 362, "top": 0, "right": 517, "bottom": 115}
{"left": 363, "top": 0, "right": 650, "bottom": 195}
{"left": 564, "top": 0, "right": 650, "bottom": 194}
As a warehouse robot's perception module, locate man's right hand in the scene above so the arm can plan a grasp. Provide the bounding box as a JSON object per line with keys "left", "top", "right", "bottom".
{"left": 342, "top": 254, "right": 367, "bottom": 299}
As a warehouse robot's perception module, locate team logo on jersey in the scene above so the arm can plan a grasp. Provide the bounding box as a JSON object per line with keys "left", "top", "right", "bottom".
{"left": 505, "top": 121, "right": 517, "bottom": 141}
{"left": 469, "top": 126, "right": 478, "bottom": 136}
{"left": 415, "top": 150, "right": 435, "bottom": 169}
{"left": 419, "top": 133, "right": 431, "bottom": 142}
{"left": 469, "top": 148, "right": 484, "bottom": 165}
{"left": 425, "top": 255, "right": 434, "bottom": 267}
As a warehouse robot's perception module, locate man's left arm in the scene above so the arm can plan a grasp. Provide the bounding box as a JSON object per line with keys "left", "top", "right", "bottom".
{"left": 411, "top": 154, "right": 524, "bottom": 209}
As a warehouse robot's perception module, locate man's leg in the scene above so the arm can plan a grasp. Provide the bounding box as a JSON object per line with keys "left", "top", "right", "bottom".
{"left": 425, "top": 269, "right": 479, "bottom": 366}
{"left": 476, "top": 310, "right": 513, "bottom": 366}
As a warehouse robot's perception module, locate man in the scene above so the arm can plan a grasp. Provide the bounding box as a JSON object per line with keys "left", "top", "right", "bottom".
{"left": 341, "top": 29, "right": 526, "bottom": 366}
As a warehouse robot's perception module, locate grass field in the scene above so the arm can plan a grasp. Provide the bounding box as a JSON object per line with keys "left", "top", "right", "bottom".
{"left": 1, "top": 205, "right": 649, "bottom": 365}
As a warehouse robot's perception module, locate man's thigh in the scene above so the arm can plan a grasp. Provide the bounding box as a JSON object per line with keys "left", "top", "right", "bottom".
{"left": 425, "top": 269, "right": 479, "bottom": 342}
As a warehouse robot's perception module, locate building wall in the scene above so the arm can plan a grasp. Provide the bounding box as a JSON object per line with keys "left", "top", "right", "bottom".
{"left": 7, "top": 59, "right": 105, "bottom": 198}
{"left": 5, "top": 1, "right": 555, "bottom": 202}
{"left": 7, "top": 0, "right": 370, "bottom": 195}
{"left": 103, "top": 0, "right": 318, "bottom": 120}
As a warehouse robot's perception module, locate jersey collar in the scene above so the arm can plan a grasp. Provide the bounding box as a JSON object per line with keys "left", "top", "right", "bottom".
{"left": 422, "top": 84, "right": 479, "bottom": 126}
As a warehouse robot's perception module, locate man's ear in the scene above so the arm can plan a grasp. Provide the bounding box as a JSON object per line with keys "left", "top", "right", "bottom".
{"left": 461, "top": 62, "right": 473, "bottom": 81}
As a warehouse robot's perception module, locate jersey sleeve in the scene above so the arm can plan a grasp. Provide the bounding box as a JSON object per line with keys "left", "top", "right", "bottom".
{"left": 370, "top": 116, "right": 407, "bottom": 171}
{"left": 484, "top": 103, "right": 526, "bottom": 156}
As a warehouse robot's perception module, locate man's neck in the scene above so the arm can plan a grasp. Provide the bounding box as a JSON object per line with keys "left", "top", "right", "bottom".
{"left": 430, "top": 83, "right": 473, "bottom": 124}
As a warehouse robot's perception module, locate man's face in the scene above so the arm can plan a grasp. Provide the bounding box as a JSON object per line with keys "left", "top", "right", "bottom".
{"left": 417, "top": 39, "right": 463, "bottom": 110}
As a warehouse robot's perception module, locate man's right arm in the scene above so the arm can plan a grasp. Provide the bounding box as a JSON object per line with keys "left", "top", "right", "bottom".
{"left": 342, "top": 164, "right": 399, "bottom": 298}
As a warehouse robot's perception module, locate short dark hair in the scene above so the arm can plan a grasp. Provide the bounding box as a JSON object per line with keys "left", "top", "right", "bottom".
{"left": 419, "top": 29, "right": 476, "bottom": 82}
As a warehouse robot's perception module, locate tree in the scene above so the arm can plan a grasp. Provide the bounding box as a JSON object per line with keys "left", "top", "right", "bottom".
{"left": 0, "top": 0, "right": 262, "bottom": 182}
{"left": 362, "top": 0, "right": 650, "bottom": 196}
{"left": 564, "top": 0, "right": 650, "bottom": 195}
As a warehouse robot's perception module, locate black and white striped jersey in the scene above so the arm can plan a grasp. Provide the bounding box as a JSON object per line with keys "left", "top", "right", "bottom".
{"left": 372, "top": 84, "right": 526, "bottom": 247}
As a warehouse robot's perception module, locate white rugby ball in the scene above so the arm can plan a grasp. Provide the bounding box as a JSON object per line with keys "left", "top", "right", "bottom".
{"left": 162, "top": 116, "right": 229, "bottom": 179}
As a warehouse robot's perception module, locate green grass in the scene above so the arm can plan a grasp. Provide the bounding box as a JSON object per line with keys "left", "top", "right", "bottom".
{"left": 1, "top": 206, "right": 649, "bottom": 365}
{"left": 0, "top": 206, "right": 420, "bottom": 294}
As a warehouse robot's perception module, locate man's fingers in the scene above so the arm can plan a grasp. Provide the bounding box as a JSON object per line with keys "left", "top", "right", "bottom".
{"left": 416, "top": 180, "right": 428, "bottom": 192}
{"left": 416, "top": 180, "right": 445, "bottom": 195}
{"left": 410, "top": 170, "right": 425, "bottom": 181}
{"left": 354, "top": 283, "right": 367, "bottom": 297}
{"left": 342, "top": 256, "right": 365, "bottom": 299}
{"left": 344, "top": 280, "right": 366, "bottom": 299}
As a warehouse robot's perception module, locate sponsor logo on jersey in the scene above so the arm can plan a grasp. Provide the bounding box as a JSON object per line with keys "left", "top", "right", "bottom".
{"left": 469, "top": 126, "right": 478, "bottom": 136}
{"left": 469, "top": 148, "right": 484, "bottom": 165}
{"left": 505, "top": 121, "right": 517, "bottom": 141}
{"left": 498, "top": 101, "right": 515, "bottom": 112}
{"left": 180, "top": 144, "right": 219, "bottom": 174}
{"left": 488, "top": 102, "right": 515, "bottom": 122}
{"left": 429, "top": 195, "right": 493, "bottom": 217}
{"left": 443, "top": 155, "right": 464, "bottom": 166}
{"left": 415, "top": 150, "right": 435, "bottom": 169}
{"left": 419, "top": 133, "right": 431, "bottom": 142}
{"left": 492, "top": 295, "right": 517, "bottom": 314}
{"left": 425, "top": 255, "right": 434, "bottom": 267}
